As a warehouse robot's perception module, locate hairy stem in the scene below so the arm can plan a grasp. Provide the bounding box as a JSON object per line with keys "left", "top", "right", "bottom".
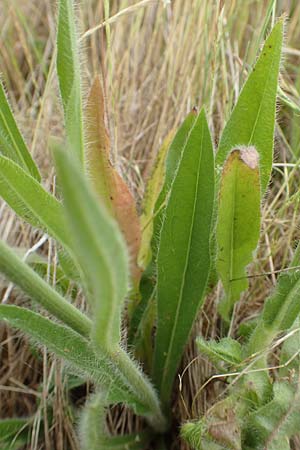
{"left": 111, "top": 346, "right": 167, "bottom": 433}
{"left": 0, "top": 240, "right": 92, "bottom": 337}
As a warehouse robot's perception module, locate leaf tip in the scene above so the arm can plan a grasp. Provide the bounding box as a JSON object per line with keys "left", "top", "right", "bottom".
{"left": 238, "top": 145, "right": 259, "bottom": 170}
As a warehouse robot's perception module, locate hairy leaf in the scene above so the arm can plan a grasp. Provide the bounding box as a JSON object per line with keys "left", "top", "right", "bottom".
{"left": 54, "top": 146, "right": 129, "bottom": 351}
{"left": 196, "top": 337, "right": 242, "bottom": 367}
{"left": 0, "top": 155, "right": 78, "bottom": 277}
{"left": 0, "top": 155, "right": 67, "bottom": 246}
{"left": 85, "top": 78, "right": 141, "bottom": 283}
{"left": 80, "top": 392, "right": 151, "bottom": 450}
{"left": 0, "top": 79, "right": 40, "bottom": 181}
{"left": 262, "top": 269, "right": 300, "bottom": 331}
{"left": 262, "top": 241, "right": 300, "bottom": 332}
{"left": 216, "top": 21, "right": 283, "bottom": 193}
{"left": 216, "top": 147, "right": 261, "bottom": 320}
{"left": 0, "top": 239, "right": 90, "bottom": 337}
{"left": 57, "top": 0, "right": 84, "bottom": 163}
{"left": 181, "top": 397, "right": 241, "bottom": 450}
{"left": 279, "top": 317, "right": 300, "bottom": 377}
{"left": 244, "top": 382, "right": 300, "bottom": 450}
{"left": 246, "top": 246, "right": 300, "bottom": 363}
{"left": 0, "top": 305, "right": 142, "bottom": 409}
{"left": 153, "top": 109, "right": 215, "bottom": 406}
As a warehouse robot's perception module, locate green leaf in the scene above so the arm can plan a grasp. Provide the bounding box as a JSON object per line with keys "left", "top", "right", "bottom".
{"left": 279, "top": 317, "right": 300, "bottom": 377}
{"left": 151, "top": 110, "right": 197, "bottom": 258}
{"left": 0, "top": 155, "right": 79, "bottom": 278}
{"left": 246, "top": 245, "right": 300, "bottom": 362}
{"left": 243, "top": 382, "right": 300, "bottom": 450}
{"left": 152, "top": 109, "right": 215, "bottom": 407}
{"left": 0, "top": 239, "right": 91, "bottom": 337}
{"left": 0, "top": 418, "right": 29, "bottom": 444}
{"left": 216, "top": 20, "right": 283, "bottom": 193}
{"left": 53, "top": 146, "right": 129, "bottom": 351}
{"left": 0, "top": 304, "right": 166, "bottom": 429}
{"left": 0, "top": 305, "right": 141, "bottom": 409}
{"left": 216, "top": 147, "right": 261, "bottom": 320}
{"left": 80, "top": 392, "right": 151, "bottom": 450}
{"left": 181, "top": 397, "right": 241, "bottom": 450}
{"left": 262, "top": 269, "right": 300, "bottom": 331}
{"left": 57, "top": 0, "right": 84, "bottom": 163}
{"left": 0, "top": 79, "right": 40, "bottom": 181}
{"left": 0, "top": 155, "right": 68, "bottom": 247}
{"left": 196, "top": 337, "right": 242, "bottom": 367}
{"left": 27, "top": 255, "right": 75, "bottom": 297}
{"left": 263, "top": 240, "right": 300, "bottom": 332}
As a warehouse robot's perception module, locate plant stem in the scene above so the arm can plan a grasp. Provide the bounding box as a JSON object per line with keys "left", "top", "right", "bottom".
{"left": 111, "top": 346, "right": 167, "bottom": 433}
{"left": 0, "top": 240, "right": 92, "bottom": 337}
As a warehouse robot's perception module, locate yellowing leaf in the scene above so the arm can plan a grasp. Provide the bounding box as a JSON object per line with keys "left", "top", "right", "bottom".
{"left": 138, "top": 131, "right": 174, "bottom": 269}
{"left": 216, "top": 146, "right": 261, "bottom": 320}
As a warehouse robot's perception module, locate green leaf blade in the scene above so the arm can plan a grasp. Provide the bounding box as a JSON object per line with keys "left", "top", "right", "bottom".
{"left": 0, "top": 239, "right": 91, "bottom": 337}
{"left": 0, "top": 418, "right": 29, "bottom": 445}
{"left": 216, "top": 147, "right": 261, "bottom": 320}
{"left": 151, "top": 110, "right": 197, "bottom": 258}
{"left": 0, "top": 305, "right": 139, "bottom": 406}
{"left": 57, "top": 0, "right": 84, "bottom": 163}
{"left": 0, "top": 80, "right": 40, "bottom": 181}
{"left": 153, "top": 109, "right": 215, "bottom": 406}
{"left": 216, "top": 20, "right": 283, "bottom": 193}
{"left": 53, "top": 146, "right": 129, "bottom": 351}
{"left": 0, "top": 155, "right": 68, "bottom": 246}
{"left": 196, "top": 337, "right": 242, "bottom": 367}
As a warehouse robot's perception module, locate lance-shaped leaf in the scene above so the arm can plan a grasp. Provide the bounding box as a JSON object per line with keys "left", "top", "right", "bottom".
{"left": 57, "top": 0, "right": 84, "bottom": 163}
{"left": 53, "top": 145, "right": 129, "bottom": 351}
{"left": 216, "top": 20, "right": 283, "bottom": 193}
{"left": 151, "top": 110, "right": 197, "bottom": 258}
{"left": 129, "top": 112, "right": 199, "bottom": 364}
{"left": 0, "top": 305, "right": 141, "bottom": 409}
{"left": 0, "top": 80, "right": 40, "bottom": 181}
{"left": 152, "top": 109, "right": 215, "bottom": 406}
{"left": 216, "top": 147, "right": 261, "bottom": 320}
{"left": 0, "top": 303, "right": 165, "bottom": 430}
{"left": 85, "top": 78, "right": 141, "bottom": 283}
{"left": 138, "top": 131, "right": 174, "bottom": 269}
{"left": 0, "top": 155, "right": 78, "bottom": 277}
{"left": 0, "top": 155, "right": 66, "bottom": 242}
{"left": 0, "top": 239, "right": 91, "bottom": 337}
{"left": 0, "top": 418, "right": 29, "bottom": 445}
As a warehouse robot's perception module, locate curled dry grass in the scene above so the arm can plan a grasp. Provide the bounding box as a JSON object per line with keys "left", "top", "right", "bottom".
{"left": 0, "top": 0, "right": 300, "bottom": 448}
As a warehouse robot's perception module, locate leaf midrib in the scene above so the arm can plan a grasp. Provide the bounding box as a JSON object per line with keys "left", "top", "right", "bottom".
{"left": 159, "top": 119, "right": 205, "bottom": 392}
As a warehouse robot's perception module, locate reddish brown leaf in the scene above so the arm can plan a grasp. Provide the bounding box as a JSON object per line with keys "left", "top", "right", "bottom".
{"left": 85, "top": 77, "right": 142, "bottom": 284}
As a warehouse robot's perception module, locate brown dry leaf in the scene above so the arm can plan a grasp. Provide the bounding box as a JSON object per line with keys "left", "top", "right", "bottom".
{"left": 85, "top": 77, "right": 142, "bottom": 284}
